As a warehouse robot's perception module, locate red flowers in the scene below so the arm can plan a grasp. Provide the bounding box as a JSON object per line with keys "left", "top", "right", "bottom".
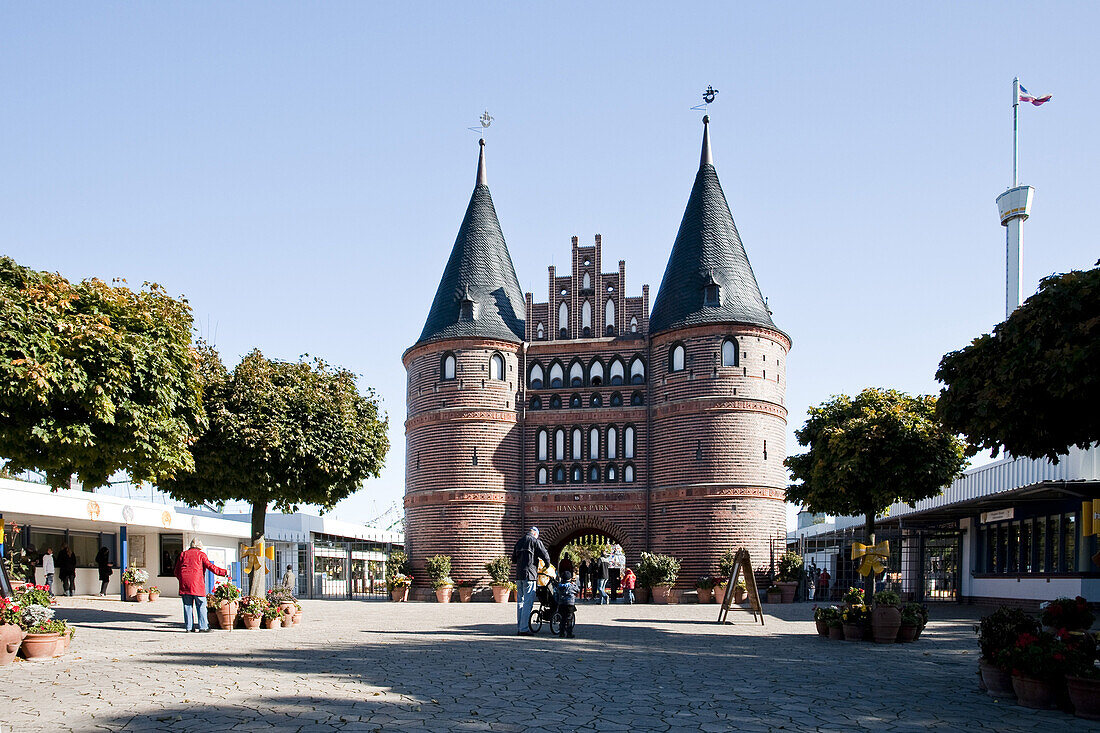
{"left": 1016, "top": 632, "right": 1038, "bottom": 648}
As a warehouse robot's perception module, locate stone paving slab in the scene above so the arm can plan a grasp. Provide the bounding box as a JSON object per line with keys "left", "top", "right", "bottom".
{"left": 0, "top": 596, "right": 1097, "bottom": 732}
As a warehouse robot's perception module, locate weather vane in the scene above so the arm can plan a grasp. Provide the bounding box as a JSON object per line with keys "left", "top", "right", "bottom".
{"left": 468, "top": 110, "right": 494, "bottom": 137}
{"left": 692, "top": 86, "right": 719, "bottom": 111}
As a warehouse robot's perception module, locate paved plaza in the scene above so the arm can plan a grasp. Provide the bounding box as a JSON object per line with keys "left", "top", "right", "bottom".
{"left": 1, "top": 597, "right": 1096, "bottom": 732}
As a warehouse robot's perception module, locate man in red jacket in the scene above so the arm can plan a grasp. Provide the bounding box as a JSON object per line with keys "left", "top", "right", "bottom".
{"left": 174, "top": 539, "right": 228, "bottom": 632}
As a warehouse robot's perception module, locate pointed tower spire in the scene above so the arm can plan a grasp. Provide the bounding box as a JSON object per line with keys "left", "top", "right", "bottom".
{"left": 649, "top": 116, "right": 780, "bottom": 335}
{"left": 415, "top": 140, "right": 526, "bottom": 346}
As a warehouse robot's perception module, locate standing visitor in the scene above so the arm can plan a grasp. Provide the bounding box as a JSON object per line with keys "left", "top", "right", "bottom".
{"left": 556, "top": 570, "right": 578, "bottom": 638}
{"left": 621, "top": 566, "right": 636, "bottom": 604}
{"left": 40, "top": 548, "right": 55, "bottom": 592}
{"left": 578, "top": 559, "right": 590, "bottom": 601}
{"left": 818, "top": 567, "right": 831, "bottom": 601}
{"left": 173, "top": 539, "right": 228, "bottom": 632}
{"left": 806, "top": 561, "right": 818, "bottom": 603}
{"left": 511, "top": 527, "right": 550, "bottom": 636}
{"left": 281, "top": 565, "right": 296, "bottom": 592}
{"left": 57, "top": 544, "right": 77, "bottom": 596}
{"left": 95, "top": 546, "right": 112, "bottom": 597}
{"left": 596, "top": 550, "right": 611, "bottom": 605}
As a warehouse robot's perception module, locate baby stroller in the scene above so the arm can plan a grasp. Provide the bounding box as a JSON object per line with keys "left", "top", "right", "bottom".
{"left": 529, "top": 563, "right": 562, "bottom": 634}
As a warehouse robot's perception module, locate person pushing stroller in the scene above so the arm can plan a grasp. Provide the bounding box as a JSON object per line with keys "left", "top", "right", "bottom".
{"left": 556, "top": 570, "right": 578, "bottom": 638}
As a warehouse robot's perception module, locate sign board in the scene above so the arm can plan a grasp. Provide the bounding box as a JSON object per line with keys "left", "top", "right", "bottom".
{"left": 980, "top": 508, "right": 1014, "bottom": 524}
{"left": 717, "top": 548, "right": 765, "bottom": 626}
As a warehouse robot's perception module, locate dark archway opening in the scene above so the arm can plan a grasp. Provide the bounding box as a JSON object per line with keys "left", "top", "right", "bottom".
{"left": 548, "top": 529, "right": 623, "bottom": 602}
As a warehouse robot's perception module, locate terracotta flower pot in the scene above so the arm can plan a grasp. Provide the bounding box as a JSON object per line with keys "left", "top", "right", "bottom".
{"left": 435, "top": 586, "right": 454, "bottom": 603}
{"left": 697, "top": 588, "right": 713, "bottom": 604}
{"left": 52, "top": 635, "right": 65, "bottom": 657}
{"left": 1012, "top": 674, "right": 1058, "bottom": 709}
{"left": 292, "top": 611, "right": 302, "bottom": 626}
{"left": 814, "top": 618, "right": 829, "bottom": 637}
{"left": 0, "top": 624, "right": 25, "bottom": 666}
{"left": 391, "top": 586, "right": 409, "bottom": 602}
{"left": 871, "top": 606, "right": 902, "bottom": 643}
{"left": 64, "top": 632, "right": 72, "bottom": 652}
{"left": 712, "top": 584, "right": 725, "bottom": 605}
{"left": 651, "top": 586, "right": 672, "bottom": 604}
{"left": 733, "top": 587, "right": 748, "bottom": 604}
{"left": 842, "top": 623, "right": 863, "bottom": 641}
{"left": 776, "top": 581, "right": 798, "bottom": 603}
{"left": 135, "top": 592, "right": 149, "bottom": 603}
{"left": 914, "top": 623, "right": 925, "bottom": 640}
{"left": 241, "top": 613, "right": 262, "bottom": 630}
{"left": 634, "top": 587, "right": 649, "bottom": 604}
{"left": 215, "top": 601, "right": 238, "bottom": 631}
{"left": 263, "top": 618, "right": 278, "bottom": 629}
{"left": 766, "top": 591, "right": 783, "bottom": 604}
{"left": 896, "top": 624, "right": 918, "bottom": 643}
{"left": 20, "top": 632, "right": 61, "bottom": 660}
{"left": 458, "top": 587, "right": 474, "bottom": 603}
{"left": 208, "top": 609, "right": 221, "bottom": 629}
{"left": 281, "top": 614, "right": 293, "bottom": 627}
{"left": 491, "top": 585, "right": 510, "bottom": 603}
{"left": 149, "top": 592, "right": 160, "bottom": 602}
{"left": 124, "top": 583, "right": 138, "bottom": 601}
{"left": 827, "top": 625, "right": 844, "bottom": 640}
{"left": 1067, "top": 675, "right": 1100, "bottom": 720}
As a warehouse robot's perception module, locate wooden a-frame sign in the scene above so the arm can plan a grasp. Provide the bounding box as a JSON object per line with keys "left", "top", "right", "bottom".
{"left": 717, "top": 548, "right": 764, "bottom": 626}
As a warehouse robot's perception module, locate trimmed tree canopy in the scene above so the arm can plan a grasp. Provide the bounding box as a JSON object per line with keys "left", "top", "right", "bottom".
{"left": 0, "top": 256, "right": 203, "bottom": 489}
{"left": 785, "top": 388, "right": 967, "bottom": 524}
{"left": 936, "top": 264, "right": 1099, "bottom": 463}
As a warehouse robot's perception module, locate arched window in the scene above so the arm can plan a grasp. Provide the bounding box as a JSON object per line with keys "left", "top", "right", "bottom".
{"left": 550, "top": 394, "right": 562, "bottom": 409}
{"left": 570, "top": 393, "right": 582, "bottom": 409}
{"left": 571, "top": 465, "right": 583, "bottom": 483}
{"left": 589, "top": 427, "right": 600, "bottom": 459}
{"left": 631, "top": 391, "right": 644, "bottom": 406}
{"left": 537, "top": 429, "right": 548, "bottom": 461}
{"left": 630, "top": 316, "right": 638, "bottom": 333}
{"left": 607, "top": 426, "right": 618, "bottom": 459}
{"left": 589, "top": 360, "right": 604, "bottom": 386}
{"left": 572, "top": 428, "right": 582, "bottom": 460}
{"left": 558, "top": 301, "right": 569, "bottom": 335}
{"left": 588, "top": 464, "right": 600, "bottom": 482}
{"left": 609, "top": 359, "right": 625, "bottom": 386}
{"left": 590, "top": 393, "right": 602, "bottom": 407}
{"left": 605, "top": 299, "right": 615, "bottom": 334}
{"left": 581, "top": 300, "right": 592, "bottom": 337}
{"left": 606, "top": 464, "right": 618, "bottom": 482}
{"left": 549, "top": 362, "right": 564, "bottom": 388}
{"left": 669, "top": 344, "right": 685, "bottom": 372}
{"left": 554, "top": 429, "right": 565, "bottom": 461}
{"left": 582, "top": 272, "right": 591, "bottom": 289}
{"left": 554, "top": 466, "right": 565, "bottom": 484}
{"left": 610, "top": 392, "right": 623, "bottom": 407}
{"left": 625, "top": 426, "right": 635, "bottom": 459}
{"left": 537, "top": 467, "right": 548, "bottom": 485}
{"left": 629, "top": 357, "right": 645, "bottom": 384}
{"left": 569, "top": 361, "right": 585, "bottom": 387}
{"left": 530, "top": 396, "right": 542, "bottom": 411}
{"left": 536, "top": 322, "right": 545, "bottom": 340}
{"left": 624, "top": 464, "right": 635, "bottom": 483}
{"left": 722, "top": 338, "right": 739, "bottom": 367}
{"left": 490, "top": 353, "right": 505, "bottom": 380}
{"left": 529, "top": 363, "right": 544, "bottom": 389}
{"left": 441, "top": 353, "right": 456, "bottom": 380}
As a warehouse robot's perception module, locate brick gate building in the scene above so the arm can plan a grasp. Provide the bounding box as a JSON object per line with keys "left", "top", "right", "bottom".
{"left": 403, "top": 119, "right": 790, "bottom": 596}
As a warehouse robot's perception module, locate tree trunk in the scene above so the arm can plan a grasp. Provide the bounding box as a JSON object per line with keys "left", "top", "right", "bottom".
{"left": 249, "top": 501, "right": 268, "bottom": 598}
{"left": 864, "top": 511, "right": 876, "bottom": 602}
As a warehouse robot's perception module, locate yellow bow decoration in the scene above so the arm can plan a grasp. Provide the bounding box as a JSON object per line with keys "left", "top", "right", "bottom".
{"left": 240, "top": 540, "right": 275, "bottom": 574}
{"left": 851, "top": 540, "right": 890, "bottom": 577}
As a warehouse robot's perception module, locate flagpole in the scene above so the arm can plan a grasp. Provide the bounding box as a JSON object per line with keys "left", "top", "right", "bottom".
{"left": 1012, "top": 77, "right": 1019, "bottom": 186}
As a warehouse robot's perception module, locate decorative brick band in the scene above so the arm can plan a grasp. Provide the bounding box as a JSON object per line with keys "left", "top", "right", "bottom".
{"left": 404, "top": 490, "right": 521, "bottom": 507}
{"left": 650, "top": 485, "right": 785, "bottom": 502}
{"left": 652, "top": 397, "right": 787, "bottom": 421}
{"left": 650, "top": 323, "right": 791, "bottom": 351}
{"left": 405, "top": 408, "right": 518, "bottom": 430}
{"left": 402, "top": 337, "right": 522, "bottom": 367}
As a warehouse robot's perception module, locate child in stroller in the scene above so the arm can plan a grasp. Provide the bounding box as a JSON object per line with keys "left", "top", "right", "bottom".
{"left": 528, "top": 561, "right": 560, "bottom": 634}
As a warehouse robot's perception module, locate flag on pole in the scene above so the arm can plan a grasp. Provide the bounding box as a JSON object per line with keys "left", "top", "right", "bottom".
{"left": 1018, "top": 85, "right": 1052, "bottom": 106}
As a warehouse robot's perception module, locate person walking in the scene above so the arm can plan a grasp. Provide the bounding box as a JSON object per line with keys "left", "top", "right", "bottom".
{"left": 596, "top": 550, "right": 611, "bottom": 605}
{"left": 511, "top": 526, "right": 550, "bottom": 636}
{"left": 621, "top": 566, "right": 636, "bottom": 605}
{"left": 40, "top": 548, "right": 55, "bottom": 593}
{"left": 281, "top": 565, "right": 296, "bottom": 592}
{"left": 57, "top": 544, "right": 77, "bottom": 596}
{"left": 173, "top": 539, "right": 228, "bottom": 632}
{"left": 578, "top": 560, "right": 590, "bottom": 601}
{"left": 95, "top": 546, "right": 112, "bottom": 597}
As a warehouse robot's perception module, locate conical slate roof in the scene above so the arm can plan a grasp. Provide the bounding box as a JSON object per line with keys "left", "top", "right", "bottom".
{"left": 649, "top": 116, "right": 777, "bottom": 335}
{"left": 416, "top": 140, "right": 526, "bottom": 347}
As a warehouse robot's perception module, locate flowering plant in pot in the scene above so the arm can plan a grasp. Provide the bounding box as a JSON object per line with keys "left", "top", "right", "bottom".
{"left": 291, "top": 599, "right": 302, "bottom": 625}
{"left": 135, "top": 586, "right": 149, "bottom": 603}
{"left": 266, "top": 587, "right": 297, "bottom": 618}
{"left": 211, "top": 581, "right": 242, "bottom": 630}
{"left": 695, "top": 576, "right": 715, "bottom": 604}
{"left": 765, "top": 585, "right": 783, "bottom": 604}
{"left": 975, "top": 606, "right": 1040, "bottom": 698}
{"left": 261, "top": 599, "right": 282, "bottom": 629}
{"left": 871, "top": 589, "right": 902, "bottom": 644}
{"left": 1065, "top": 631, "right": 1100, "bottom": 720}
{"left": 146, "top": 586, "right": 161, "bottom": 602}
{"left": 0, "top": 597, "right": 26, "bottom": 666}
{"left": 903, "top": 602, "right": 929, "bottom": 639}
{"left": 775, "top": 552, "right": 803, "bottom": 603}
{"left": 711, "top": 576, "right": 728, "bottom": 605}
{"left": 813, "top": 605, "right": 841, "bottom": 637}
{"left": 121, "top": 567, "right": 149, "bottom": 600}
{"left": 1002, "top": 630, "right": 1076, "bottom": 709}
{"left": 842, "top": 586, "right": 865, "bottom": 607}
{"left": 840, "top": 604, "right": 869, "bottom": 641}
{"left": 733, "top": 579, "right": 748, "bottom": 604}
{"left": 638, "top": 552, "right": 680, "bottom": 604}
{"left": 239, "top": 596, "right": 266, "bottom": 630}
{"left": 426, "top": 555, "right": 454, "bottom": 603}
{"left": 897, "top": 603, "right": 923, "bottom": 642}
{"left": 15, "top": 584, "right": 55, "bottom": 608}
{"left": 19, "top": 604, "right": 62, "bottom": 660}
{"left": 388, "top": 573, "right": 413, "bottom": 602}
{"left": 1040, "top": 596, "right": 1094, "bottom": 632}
{"left": 456, "top": 580, "right": 477, "bottom": 603}
{"left": 485, "top": 557, "right": 513, "bottom": 603}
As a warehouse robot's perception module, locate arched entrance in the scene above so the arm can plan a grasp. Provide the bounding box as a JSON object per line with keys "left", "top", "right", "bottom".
{"left": 540, "top": 515, "right": 635, "bottom": 564}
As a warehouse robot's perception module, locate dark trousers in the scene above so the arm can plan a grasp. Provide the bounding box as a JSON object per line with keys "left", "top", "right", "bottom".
{"left": 558, "top": 605, "right": 575, "bottom": 637}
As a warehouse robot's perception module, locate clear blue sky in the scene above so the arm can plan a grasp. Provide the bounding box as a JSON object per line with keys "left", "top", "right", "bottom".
{"left": 3, "top": 3, "right": 1097, "bottom": 528}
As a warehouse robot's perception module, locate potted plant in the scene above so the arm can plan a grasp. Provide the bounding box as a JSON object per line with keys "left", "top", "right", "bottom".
{"left": 485, "top": 557, "right": 513, "bottom": 603}
{"left": 765, "top": 585, "right": 783, "bottom": 604}
{"left": 897, "top": 603, "right": 922, "bottom": 643}
{"left": 457, "top": 580, "right": 476, "bottom": 603}
{"left": 206, "top": 593, "right": 221, "bottom": 629}
{"left": 239, "top": 596, "right": 266, "bottom": 630}
{"left": 695, "top": 576, "right": 715, "bottom": 604}
{"left": 210, "top": 581, "right": 242, "bottom": 630}
{"left": 19, "top": 604, "right": 63, "bottom": 660}
{"left": 0, "top": 597, "right": 26, "bottom": 666}
{"left": 841, "top": 604, "right": 868, "bottom": 641}
{"left": 121, "top": 567, "right": 149, "bottom": 601}
{"left": 146, "top": 586, "right": 161, "bottom": 602}
{"left": 775, "top": 551, "right": 803, "bottom": 603}
{"left": 827, "top": 616, "right": 844, "bottom": 640}
{"left": 711, "top": 576, "right": 728, "bottom": 606}
{"left": 842, "top": 586, "right": 865, "bottom": 609}
{"left": 291, "top": 600, "right": 303, "bottom": 626}
{"left": 266, "top": 587, "right": 297, "bottom": 619}
{"left": 1040, "top": 596, "right": 1095, "bottom": 632}
{"left": 426, "top": 555, "right": 454, "bottom": 603}
{"left": 813, "top": 605, "right": 841, "bottom": 637}
{"left": 903, "top": 602, "right": 929, "bottom": 640}
{"left": 638, "top": 552, "right": 680, "bottom": 604}
{"left": 261, "top": 599, "right": 282, "bottom": 629}
{"left": 1006, "top": 630, "right": 1074, "bottom": 709}
{"left": 733, "top": 580, "right": 748, "bottom": 604}
{"left": 871, "top": 589, "right": 902, "bottom": 644}
{"left": 135, "top": 586, "right": 149, "bottom": 603}
{"left": 975, "top": 606, "right": 1039, "bottom": 698}
{"left": 388, "top": 572, "right": 413, "bottom": 602}
{"left": 1065, "top": 631, "right": 1100, "bottom": 720}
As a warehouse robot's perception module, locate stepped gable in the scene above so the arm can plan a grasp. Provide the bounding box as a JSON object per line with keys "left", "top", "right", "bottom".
{"left": 415, "top": 139, "right": 527, "bottom": 346}
{"left": 649, "top": 116, "right": 777, "bottom": 335}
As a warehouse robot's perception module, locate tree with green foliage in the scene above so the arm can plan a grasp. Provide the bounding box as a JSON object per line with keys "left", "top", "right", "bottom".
{"left": 785, "top": 388, "right": 967, "bottom": 594}
{"left": 159, "top": 345, "right": 389, "bottom": 595}
{"left": 0, "top": 256, "right": 203, "bottom": 489}
{"left": 937, "top": 263, "right": 1099, "bottom": 463}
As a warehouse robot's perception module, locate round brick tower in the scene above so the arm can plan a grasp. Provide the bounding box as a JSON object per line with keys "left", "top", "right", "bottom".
{"left": 647, "top": 116, "right": 791, "bottom": 587}
{"left": 402, "top": 140, "right": 526, "bottom": 597}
